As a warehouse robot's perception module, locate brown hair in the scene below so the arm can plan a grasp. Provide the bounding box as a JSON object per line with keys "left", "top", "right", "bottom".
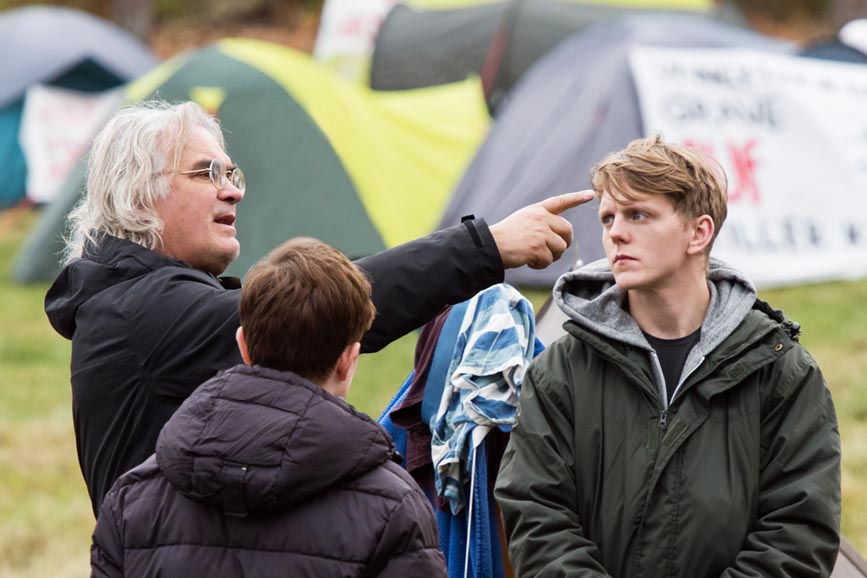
{"left": 591, "top": 134, "right": 729, "bottom": 249}
{"left": 239, "top": 238, "right": 376, "bottom": 381}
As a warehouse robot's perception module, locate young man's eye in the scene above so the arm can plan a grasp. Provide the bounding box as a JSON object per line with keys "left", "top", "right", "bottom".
{"left": 631, "top": 212, "right": 646, "bottom": 221}
{"left": 600, "top": 214, "right": 613, "bottom": 226}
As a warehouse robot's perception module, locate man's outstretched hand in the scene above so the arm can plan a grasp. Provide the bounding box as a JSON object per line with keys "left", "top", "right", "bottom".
{"left": 490, "top": 190, "right": 595, "bottom": 270}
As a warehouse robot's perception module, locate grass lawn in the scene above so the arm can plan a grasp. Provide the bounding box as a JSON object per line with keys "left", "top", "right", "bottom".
{"left": 1, "top": 207, "right": 865, "bottom": 577}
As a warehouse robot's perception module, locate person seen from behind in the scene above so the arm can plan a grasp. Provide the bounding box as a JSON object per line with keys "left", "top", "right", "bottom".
{"left": 91, "top": 237, "right": 447, "bottom": 577}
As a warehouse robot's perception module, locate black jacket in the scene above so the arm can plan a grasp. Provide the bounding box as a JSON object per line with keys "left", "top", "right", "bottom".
{"left": 91, "top": 364, "right": 447, "bottom": 578}
{"left": 45, "top": 219, "right": 503, "bottom": 514}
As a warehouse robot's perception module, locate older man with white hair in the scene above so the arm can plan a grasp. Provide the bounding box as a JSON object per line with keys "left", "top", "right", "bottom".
{"left": 45, "top": 100, "right": 593, "bottom": 514}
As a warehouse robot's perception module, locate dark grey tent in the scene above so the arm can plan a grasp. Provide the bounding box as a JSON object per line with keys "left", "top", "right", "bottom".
{"left": 0, "top": 6, "right": 157, "bottom": 208}
{"left": 371, "top": 2, "right": 508, "bottom": 99}
{"left": 438, "top": 13, "right": 789, "bottom": 288}
{"left": 370, "top": 0, "right": 746, "bottom": 111}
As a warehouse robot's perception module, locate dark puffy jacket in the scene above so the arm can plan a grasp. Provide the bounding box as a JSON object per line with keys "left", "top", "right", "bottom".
{"left": 91, "top": 364, "right": 447, "bottom": 578}
{"left": 45, "top": 220, "right": 502, "bottom": 514}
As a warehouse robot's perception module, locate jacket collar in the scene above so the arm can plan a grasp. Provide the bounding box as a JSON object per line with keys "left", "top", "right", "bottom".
{"left": 156, "top": 365, "right": 396, "bottom": 515}
{"left": 46, "top": 233, "right": 233, "bottom": 339}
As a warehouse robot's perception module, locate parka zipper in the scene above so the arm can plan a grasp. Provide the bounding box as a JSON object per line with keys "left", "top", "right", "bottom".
{"left": 658, "top": 409, "right": 669, "bottom": 430}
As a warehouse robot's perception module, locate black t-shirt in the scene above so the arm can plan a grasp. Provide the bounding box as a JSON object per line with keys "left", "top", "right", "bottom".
{"left": 643, "top": 327, "right": 701, "bottom": 403}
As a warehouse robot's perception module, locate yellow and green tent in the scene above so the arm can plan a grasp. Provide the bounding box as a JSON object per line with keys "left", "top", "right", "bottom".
{"left": 14, "top": 38, "right": 489, "bottom": 283}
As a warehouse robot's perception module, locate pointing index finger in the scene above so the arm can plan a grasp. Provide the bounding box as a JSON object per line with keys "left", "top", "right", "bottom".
{"left": 541, "top": 190, "right": 595, "bottom": 215}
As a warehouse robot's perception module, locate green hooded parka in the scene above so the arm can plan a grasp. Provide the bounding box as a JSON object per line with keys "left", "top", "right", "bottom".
{"left": 495, "top": 259, "right": 841, "bottom": 578}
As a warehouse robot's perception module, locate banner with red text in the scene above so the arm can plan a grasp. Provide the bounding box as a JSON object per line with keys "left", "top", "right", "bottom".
{"left": 19, "top": 84, "right": 122, "bottom": 204}
{"left": 630, "top": 46, "right": 867, "bottom": 288}
{"left": 314, "top": 0, "right": 396, "bottom": 82}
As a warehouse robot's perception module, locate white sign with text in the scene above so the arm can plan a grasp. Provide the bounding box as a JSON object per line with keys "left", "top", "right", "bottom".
{"left": 314, "top": 0, "right": 397, "bottom": 82}
{"left": 630, "top": 46, "right": 867, "bottom": 288}
{"left": 19, "top": 85, "right": 122, "bottom": 204}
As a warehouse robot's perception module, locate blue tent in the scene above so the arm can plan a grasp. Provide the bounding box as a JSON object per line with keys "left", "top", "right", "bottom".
{"left": 0, "top": 6, "right": 157, "bottom": 208}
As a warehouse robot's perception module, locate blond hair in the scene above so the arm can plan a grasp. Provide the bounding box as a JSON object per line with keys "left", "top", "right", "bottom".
{"left": 591, "top": 134, "right": 728, "bottom": 249}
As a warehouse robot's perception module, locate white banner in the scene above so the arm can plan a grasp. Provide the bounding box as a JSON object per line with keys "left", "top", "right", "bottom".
{"left": 19, "top": 84, "right": 122, "bottom": 204}
{"left": 314, "top": 0, "right": 397, "bottom": 82}
{"left": 630, "top": 47, "right": 867, "bottom": 288}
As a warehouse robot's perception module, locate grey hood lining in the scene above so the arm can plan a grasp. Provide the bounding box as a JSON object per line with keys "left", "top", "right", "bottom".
{"left": 554, "top": 257, "right": 757, "bottom": 398}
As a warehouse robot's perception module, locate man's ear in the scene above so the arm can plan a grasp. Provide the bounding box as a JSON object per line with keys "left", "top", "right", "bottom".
{"left": 236, "top": 326, "right": 252, "bottom": 365}
{"left": 687, "top": 215, "right": 715, "bottom": 255}
{"left": 334, "top": 342, "right": 361, "bottom": 383}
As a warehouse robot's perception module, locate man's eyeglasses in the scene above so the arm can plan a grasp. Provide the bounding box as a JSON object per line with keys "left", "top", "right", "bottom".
{"left": 165, "top": 159, "right": 246, "bottom": 194}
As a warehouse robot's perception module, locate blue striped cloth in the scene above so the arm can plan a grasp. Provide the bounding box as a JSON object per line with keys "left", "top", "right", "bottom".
{"left": 430, "top": 284, "right": 541, "bottom": 514}
{"left": 379, "top": 374, "right": 508, "bottom": 578}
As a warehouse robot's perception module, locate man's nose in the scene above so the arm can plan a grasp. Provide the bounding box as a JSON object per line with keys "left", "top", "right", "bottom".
{"left": 219, "top": 182, "right": 244, "bottom": 204}
{"left": 608, "top": 215, "right": 627, "bottom": 242}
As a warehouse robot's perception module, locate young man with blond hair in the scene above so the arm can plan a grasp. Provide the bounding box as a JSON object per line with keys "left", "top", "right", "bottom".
{"left": 495, "top": 135, "right": 841, "bottom": 578}
{"left": 91, "top": 238, "right": 447, "bottom": 577}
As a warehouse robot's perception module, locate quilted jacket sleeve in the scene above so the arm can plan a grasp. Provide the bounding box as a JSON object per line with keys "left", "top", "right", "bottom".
{"left": 494, "top": 360, "right": 613, "bottom": 577}
{"left": 91, "top": 490, "right": 125, "bottom": 578}
{"left": 368, "top": 488, "right": 448, "bottom": 578}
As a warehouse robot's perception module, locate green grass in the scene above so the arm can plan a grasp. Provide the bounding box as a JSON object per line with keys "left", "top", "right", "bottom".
{"left": 0, "top": 209, "right": 92, "bottom": 578}
{"left": 1, "top": 208, "right": 865, "bottom": 576}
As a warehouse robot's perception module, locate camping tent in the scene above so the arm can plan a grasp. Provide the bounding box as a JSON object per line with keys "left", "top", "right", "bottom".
{"left": 13, "top": 38, "right": 489, "bottom": 284}
{"left": 314, "top": 0, "right": 718, "bottom": 84}
{"left": 369, "top": 0, "right": 744, "bottom": 110}
{"left": 0, "top": 5, "right": 158, "bottom": 208}
{"left": 438, "top": 13, "right": 789, "bottom": 288}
